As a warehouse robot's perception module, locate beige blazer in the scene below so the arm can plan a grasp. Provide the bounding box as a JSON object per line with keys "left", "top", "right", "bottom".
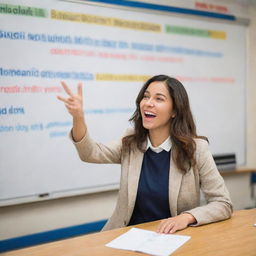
{"left": 72, "top": 129, "right": 233, "bottom": 231}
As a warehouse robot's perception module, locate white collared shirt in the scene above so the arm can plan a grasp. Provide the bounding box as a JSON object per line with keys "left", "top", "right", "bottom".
{"left": 146, "top": 136, "right": 172, "bottom": 153}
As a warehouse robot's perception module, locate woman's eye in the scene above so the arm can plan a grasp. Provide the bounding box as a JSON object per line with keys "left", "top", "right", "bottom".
{"left": 157, "top": 97, "right": 164, "bottom": 101}
{"left": 143, "top": 95, "right": 149, "bottom": 99}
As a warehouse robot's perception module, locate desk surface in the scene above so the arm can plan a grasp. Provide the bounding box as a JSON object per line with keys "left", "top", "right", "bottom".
{"left": 3, "top": 209, "right": 256, "bottom": 256}
{"left": 219, "top": 167, "right": 256, "bottom": 176}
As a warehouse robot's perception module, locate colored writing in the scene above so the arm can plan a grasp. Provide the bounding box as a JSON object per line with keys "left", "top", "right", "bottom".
{"left": 50, "top": 48, "right": 183, "bottom": 63}
{"left": 165, "top": 25, "right": 226, "bottom": 40}
{"left": 0, "top": 30, "right": 26, "bottom": 40}
{"left": 74, "top": 36, "right": 117, "bottom": 48}
{"left": 27, "top": 33, "right": 72, "bottom": 44}
{"left": 154, "top": 45, "right": 222, "bottom": 57}
{"left": 1, "top": 29, "right": 223, "bottom": 57}
{"left": 176, "top": 76, "right": 235, "bottom": 83}
{"left": 49, "top": 131, "right": 68, "bottom": 138}
{"left": 46, "top": 121, "right": 71, "bottom": 138}
{"left": 85, "top": 108, "right": 134, "bottom": 114}
{"left": 0, "top": 121, "right": 69, "bottom": 138}
{"left": 113, "top": 18, "right": 160, "bottom": 32}
{"left": 0, "top": 106, "right": 25, "bottom": 115}
{"left": 96, "top": 74, "right": 150, "bottom": 82}
{"left": 0, "top": 85, "right": 62, "bottom": 94}
{"left": 195, "top": 2, "right": 229, "bottom": 13}
{"left": 0, "top": 68, "right": 93, "bottom": 80}
{"left": 0, "top": 123, "right": 43, "bottom": 133}
{"left": 45, "top": 121, "right": 72, "bottom": 129}
{"left": 51, "top": 10, "right": 161, "bottom": 32}
{"left": 0, "top": 3, "right": 47, "bottom": 17}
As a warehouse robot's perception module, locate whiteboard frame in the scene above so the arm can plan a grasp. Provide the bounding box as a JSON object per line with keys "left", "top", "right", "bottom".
{"left": 62, "top": 0, "right": 250, "bottom": 25}
{"left": 0, "top": 0, "right": 248, "bottom": 206}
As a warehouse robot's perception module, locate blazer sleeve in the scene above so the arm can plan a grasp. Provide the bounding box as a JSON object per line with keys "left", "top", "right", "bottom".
{"left": 69, "top": 129, "right": 131, "bottom": 164}
{"left": 185, "top": 139, "right": 233, "bottom": 226}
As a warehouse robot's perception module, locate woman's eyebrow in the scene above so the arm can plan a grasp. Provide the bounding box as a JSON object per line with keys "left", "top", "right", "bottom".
{"left": 144, "top": 91, "right": 167, "bottom": 98}
{"left": 155, "top": 93, "right": 167, "bottom": 98}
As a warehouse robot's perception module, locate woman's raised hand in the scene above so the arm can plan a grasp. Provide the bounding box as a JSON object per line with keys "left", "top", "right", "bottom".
{"left": 57, "top": 81, "right": 87, "bottom": 142}
{"left": 57, "top": 81, "right": 84, "bottom": 119}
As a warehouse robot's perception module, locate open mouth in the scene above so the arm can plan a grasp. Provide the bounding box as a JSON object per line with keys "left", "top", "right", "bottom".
{"left": 144, "top": 111, "right": 156, "bottom": 118}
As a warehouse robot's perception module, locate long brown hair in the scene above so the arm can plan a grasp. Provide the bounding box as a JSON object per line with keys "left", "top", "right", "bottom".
{"left": 122, "top": 74, "right": 208, "bottom": 173}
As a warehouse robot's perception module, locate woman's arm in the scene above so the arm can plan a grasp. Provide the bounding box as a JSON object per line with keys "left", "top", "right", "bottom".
{"left": 183, "top": 139, "right": 233, "bottom": 226}
{"left": 157, "top": 139, "right": 233, "bottom": 233}
{"left": 57, "top": 81, "right": 124, "bottom": 164}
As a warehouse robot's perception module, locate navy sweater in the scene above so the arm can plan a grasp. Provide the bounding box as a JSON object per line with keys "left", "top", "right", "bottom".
{"left": 129, "top": 148, "right": 171, "bottom": 225}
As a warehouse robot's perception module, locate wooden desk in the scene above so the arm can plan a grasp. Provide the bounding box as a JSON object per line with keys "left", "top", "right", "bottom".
{"left": 3, "top": 209, "right": 256, "bottom": 256}
{"left": 219, "top": 167, "right": 256, "bottom": 176}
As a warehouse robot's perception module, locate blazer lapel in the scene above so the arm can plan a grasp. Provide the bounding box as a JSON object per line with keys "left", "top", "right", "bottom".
{"left": 169, "top": 156, "right": 183, "bottom": 216}
{"left": 127, "top": 148, "right": 144, "bottom": 218}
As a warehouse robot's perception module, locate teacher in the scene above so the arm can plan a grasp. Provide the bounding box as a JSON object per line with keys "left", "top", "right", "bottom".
{"left": 57, "top": 74, "right": 233, "bottom": 234}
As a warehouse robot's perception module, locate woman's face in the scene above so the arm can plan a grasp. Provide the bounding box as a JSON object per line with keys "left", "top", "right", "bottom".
{"left": 139, "top": 81, "right": 174, "bottom": 134}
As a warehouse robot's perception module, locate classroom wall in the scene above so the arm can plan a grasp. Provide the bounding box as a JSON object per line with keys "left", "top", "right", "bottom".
{"left": 247, "top": 2, "right": 256, "bottom": 168}
{"left": 1, "top": 1, "right": 256, "bottom": 241}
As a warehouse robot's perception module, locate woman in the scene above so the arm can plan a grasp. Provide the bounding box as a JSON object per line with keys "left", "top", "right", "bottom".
{"left": 57, "top": 74, "right": 233, "bottom": 234}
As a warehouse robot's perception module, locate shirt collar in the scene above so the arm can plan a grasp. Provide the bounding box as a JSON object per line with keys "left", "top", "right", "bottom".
{"left": 146, "top": 136, "right": 172, "bottom": 153}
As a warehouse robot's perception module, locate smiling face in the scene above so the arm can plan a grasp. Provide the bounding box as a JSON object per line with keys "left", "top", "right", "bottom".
{"left": 139, "top": 81, "right": 174, "bottom": 135}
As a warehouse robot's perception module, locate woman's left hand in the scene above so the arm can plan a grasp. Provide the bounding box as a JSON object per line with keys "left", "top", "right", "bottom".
{"left": 157, "top": 213, "right": 196, "bottom": 234}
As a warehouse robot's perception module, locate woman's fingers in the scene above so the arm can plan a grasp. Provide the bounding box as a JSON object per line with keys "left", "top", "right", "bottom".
{"left": 163, "top": 222, "right": 176, "bottom": 234}
{"left": 157, "top": 219, "right": 170, "bottom": 233}
{"left": 57, "top": 95, "right": 74, "bottom": 103}
{"left": 157, "top": 215, "right": 190, "bottom": 234}
{"left": 167, "top": 223, "right": 178, "bottom": 234}
{"left": 59, "top": 81, "right": 82, "bottom": 101}
{"left": 77, "top": 83, "right": 83, "bottom": 97}
{"left": 159, "top": 220, "right": 175, "bottom": 234}
{"left": 57, "top": 95, "right": 69, "bottom": 104}
{"left": 58, "top": 81, "right": 84, "bottom": 118}
{"left": 61, "top": 81, "right": 74, "bottom": 97}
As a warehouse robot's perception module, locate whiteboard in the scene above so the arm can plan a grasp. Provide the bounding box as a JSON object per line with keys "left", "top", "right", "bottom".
{"left": 0, "top": 0, "right": 246, "bottom": 205}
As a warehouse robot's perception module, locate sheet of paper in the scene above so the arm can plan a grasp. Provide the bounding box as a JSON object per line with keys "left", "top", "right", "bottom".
{"left": 105, "top": 227, "right": 191, "bottom": 256}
